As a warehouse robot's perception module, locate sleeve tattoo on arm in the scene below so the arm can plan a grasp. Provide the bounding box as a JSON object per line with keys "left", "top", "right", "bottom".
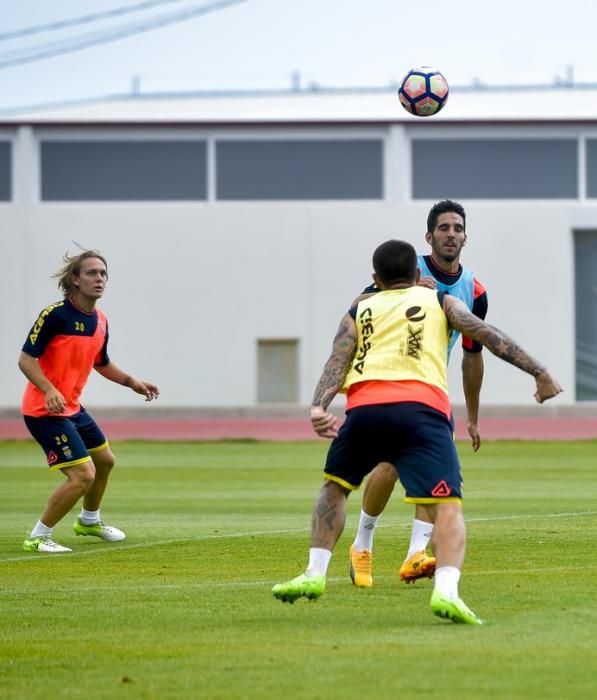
{"left": 444, "top": 298, "right": 546, "bottom": 377}
{"left": 312, "top": 315, "right": 358, "bottom": 410}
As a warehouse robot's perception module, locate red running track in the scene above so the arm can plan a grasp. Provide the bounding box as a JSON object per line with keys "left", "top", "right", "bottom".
{"left": 1, "top": 416, "right": 596, "bottom": 441}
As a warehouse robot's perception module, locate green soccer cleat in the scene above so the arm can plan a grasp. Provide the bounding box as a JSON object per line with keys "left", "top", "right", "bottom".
{"left": 272, "top": 574, "right": 326, "bottom": 604}
{"left": 430, "top": 590, "right": 484, "bottom": 625}
{"left": 73, "top": 519, "right": 126, "bottom": 542}
{"left": 23, "top": 535, "right": 72, "bottom": 553}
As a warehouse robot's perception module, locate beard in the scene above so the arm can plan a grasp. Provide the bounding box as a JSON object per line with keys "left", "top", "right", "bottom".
{"left": 439, "top": 249, "right": 460, "bottom": 262}
{"left": 435, "top": 244, "right": 463, "bottom": 263}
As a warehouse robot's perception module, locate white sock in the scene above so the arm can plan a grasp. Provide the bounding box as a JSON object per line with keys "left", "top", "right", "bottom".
{"left": 306, "top": 548, "right": 332, "bottom": 577}
{"left": 30, "top": 520, "right": 53, "bottom": 538}
{"left": 434, "top": 566, "right": 461, "bottom": 600}
{"left": 80, "top": 508, "right": 100, "bottom": 525}
{"left": 352, "top": 510, "right": 380, "bottom": 551}
{"left": 406, "top": 519, "right": 433, "bottom": 557}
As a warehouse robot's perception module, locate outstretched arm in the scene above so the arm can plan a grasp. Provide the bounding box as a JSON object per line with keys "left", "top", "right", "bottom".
{"left": 443, "top": 296, "right": 562, "bottom": 403}
{"left": 94, "top": 361, "right": 159, "bottom": 402}
{"left": 310, "top": 313, "right": 358, "bottom": 437}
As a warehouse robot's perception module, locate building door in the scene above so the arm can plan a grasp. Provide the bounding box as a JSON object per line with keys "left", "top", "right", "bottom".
{"left": 257, "top": 339, "right": 299, "bottom": 403}
{"left": 574, "top": 230, "right": 597, "bottom": 399}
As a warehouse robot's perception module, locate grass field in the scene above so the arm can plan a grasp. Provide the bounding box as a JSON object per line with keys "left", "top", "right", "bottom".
{"left": 0, "top": 439, "right": 596, "bottom": 700}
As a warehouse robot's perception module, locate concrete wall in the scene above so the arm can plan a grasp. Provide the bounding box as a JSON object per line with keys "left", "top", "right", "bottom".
{"left": 0, "top": 124, "right": 590, "bottom": 411}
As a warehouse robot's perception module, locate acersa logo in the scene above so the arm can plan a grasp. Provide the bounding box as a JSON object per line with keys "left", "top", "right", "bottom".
{"left": 29, "top": 302, "right": 64, "bottom": 345}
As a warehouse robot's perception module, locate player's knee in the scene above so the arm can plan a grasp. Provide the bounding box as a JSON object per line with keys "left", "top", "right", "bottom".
{"left": 92, "top": 450, "right": 116, "bottom": 471}
{"left": 372, "top": 462, "right": 398, "bottom": 486}
{"left": 103, "top": 453, "right": 116, "bottom": 470}
{"left": 68, "top": 461, "right": 96, "bottom": 492}
{"left": 433, "top": 502, "right": 465, "bottom": 535}
{"left": 322, "top": 478, "right": 350, "bottom": 498}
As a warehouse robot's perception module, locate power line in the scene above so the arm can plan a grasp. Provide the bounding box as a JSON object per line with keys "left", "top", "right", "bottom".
{"left": 0, "top": 0, "right": 187, "bottom": 42}
{"left": 0, "top": 0, "right": 248, "bottom": 71}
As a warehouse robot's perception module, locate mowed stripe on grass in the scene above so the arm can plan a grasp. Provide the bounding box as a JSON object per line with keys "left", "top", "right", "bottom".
{"left": 0, "top": 440, "right": 595, "bottom": 700}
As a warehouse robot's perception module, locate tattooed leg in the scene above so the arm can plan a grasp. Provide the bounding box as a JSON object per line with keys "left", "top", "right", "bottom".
{"left": 310, "top": 480, "right": 350, "bottom": 551}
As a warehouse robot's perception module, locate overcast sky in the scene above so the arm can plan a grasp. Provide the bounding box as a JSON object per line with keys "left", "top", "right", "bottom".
{"left": 1, "top": 0, "right": 596, "bottom": 109}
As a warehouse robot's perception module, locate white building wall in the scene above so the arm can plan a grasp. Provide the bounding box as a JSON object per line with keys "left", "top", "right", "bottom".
{"left": 0, "top": 124, "right": 588, "bottom": 410}
{"left": 1, "top": 199, "right": 579, "bottom": 410}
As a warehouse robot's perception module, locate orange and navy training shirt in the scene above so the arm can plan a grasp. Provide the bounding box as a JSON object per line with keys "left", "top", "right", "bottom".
{"left": 21, "top": 299, "right": 109, "bottom": 417}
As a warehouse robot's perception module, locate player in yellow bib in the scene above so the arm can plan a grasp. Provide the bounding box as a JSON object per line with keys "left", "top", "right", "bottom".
{"left": 350, "top": 199, "right": 488, "bottom": 587}
{"left": 272, "top": 240, "right": 561, "bottom": 624}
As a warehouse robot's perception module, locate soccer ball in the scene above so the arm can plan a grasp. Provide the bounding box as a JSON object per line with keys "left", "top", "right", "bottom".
{"left": 398, "top": 67, "right": 449, "bottom": 117}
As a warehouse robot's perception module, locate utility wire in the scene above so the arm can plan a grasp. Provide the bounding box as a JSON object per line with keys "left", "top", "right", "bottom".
{"left": 0, "top": 0, "right": 248, "bottom": 71}
{"left": 0, "top": 0, "right": 187, "bottom": 41}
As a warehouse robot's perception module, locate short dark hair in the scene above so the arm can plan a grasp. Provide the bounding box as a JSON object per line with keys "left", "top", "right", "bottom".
{"left": 372, "top": 240, "right": 418, "bottom": 285}
{"left": 427, "top": 199, "right": 466, "bottom": 233}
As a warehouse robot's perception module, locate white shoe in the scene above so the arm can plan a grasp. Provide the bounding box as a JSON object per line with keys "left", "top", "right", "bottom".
{"left": 73, "top": 519, "right": 126, "bottom": 542}
{"left": 23, "top": 536, "right": 72, "bottom": 553}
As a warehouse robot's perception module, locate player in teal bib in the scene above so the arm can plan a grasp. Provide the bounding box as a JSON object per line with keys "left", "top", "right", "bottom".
{"left": 417, "top": 255, "right": 474, "bottom": 357}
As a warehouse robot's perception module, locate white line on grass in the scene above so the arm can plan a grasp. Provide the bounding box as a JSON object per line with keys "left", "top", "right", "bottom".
{"left": 1, "top": 510, "right": 595, "bottom": 564}
{"left": 2, "top": 566, "right": 597, "bottom": 596}
{"left": 466, "top": 510, "right": 597, "bottom": 523}
{"left": 0, "top": 526, "right": 309, "bottom": 563}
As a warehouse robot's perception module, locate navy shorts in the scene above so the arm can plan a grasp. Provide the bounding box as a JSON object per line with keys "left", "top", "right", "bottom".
{"left": 324, "top": 402, "right": 462, "bottom": 503}
{"left": 23, "top": 407, "right": 108, "bottom": 470}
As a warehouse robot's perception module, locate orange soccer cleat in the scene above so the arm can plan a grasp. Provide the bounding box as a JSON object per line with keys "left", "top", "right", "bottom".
{"left": 349, "top": 546, "right": 373, "bottom": 588}
{"left": 399, "top": 549, "right": 436, "bottom": 583}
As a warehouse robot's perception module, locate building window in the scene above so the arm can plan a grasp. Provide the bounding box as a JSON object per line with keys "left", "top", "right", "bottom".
{"left": 0, "top": 142, "right": 11, "bottom": 201}
{"left": 574, "top": 230, "right": 597, "bottom": 399}
{"left": 257, "top": 339, "right": 299, "bottom": 403}
{"left": 216, "top": 139, "right": 383, "bottom": 200}
{"left": 41, "top": 140, "right": 207, "bottom": 201}
{"left": 412, "top": 139, "right": 577, "bottom": 199}
{"left": 585, "top": 139, "right": 597, "bottom": 198}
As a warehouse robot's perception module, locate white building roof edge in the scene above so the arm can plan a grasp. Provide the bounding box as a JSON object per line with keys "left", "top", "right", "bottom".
{"left": 3, "top": 84, "right": 597, "bottom": 124}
